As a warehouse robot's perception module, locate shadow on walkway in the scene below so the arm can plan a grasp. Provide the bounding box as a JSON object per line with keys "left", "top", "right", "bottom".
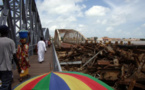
{"left": 12, "top": 46, "right": 53, "bottom": 88}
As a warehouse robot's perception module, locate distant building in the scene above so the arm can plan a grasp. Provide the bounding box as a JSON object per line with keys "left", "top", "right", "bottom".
{"left": 102, "top": 37, "right": 110, "bottom": 41}
{"left": 123, "top": 38, "right": 140, "bottom": 41}
{"left": 97, "top": 37, "right": 103, "bottom": 41}
{"left": 97, "top": 37, "right": 140, "bottom": 42}
{"left": 110, "top": 38, "right": 121, "bottom": 41}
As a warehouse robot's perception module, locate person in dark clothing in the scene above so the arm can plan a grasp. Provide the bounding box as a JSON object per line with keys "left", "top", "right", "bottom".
{"left": 48, "top": 40, "right": 51, "bottom": 47}
{"left": 0, "top": 25, "right": 21, "bottom": 90}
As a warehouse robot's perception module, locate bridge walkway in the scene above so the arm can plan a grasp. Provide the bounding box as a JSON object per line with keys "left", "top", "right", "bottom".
{"left": 12, "top": 46, "right": 53, "bottom": 88}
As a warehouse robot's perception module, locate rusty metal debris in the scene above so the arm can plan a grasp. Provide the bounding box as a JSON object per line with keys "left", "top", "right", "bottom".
{"left": 56, "top": 42, "right": 145, "bottom": 90}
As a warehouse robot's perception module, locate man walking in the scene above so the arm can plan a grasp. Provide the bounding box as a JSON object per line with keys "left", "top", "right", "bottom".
{"left": 0, "top": 25, "right": 21, "bottom": 90}
{"left": 37, "top": 37, "right": 47, "bottom": 63}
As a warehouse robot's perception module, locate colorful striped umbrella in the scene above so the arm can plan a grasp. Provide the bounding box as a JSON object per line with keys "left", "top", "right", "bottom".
{"left": 14, "top": 71, "right": 113, "bottom": 90}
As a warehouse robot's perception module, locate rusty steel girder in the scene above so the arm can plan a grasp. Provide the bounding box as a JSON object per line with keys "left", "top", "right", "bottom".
{"left": 56, "top": 42, "right": 145, "bottom": 90}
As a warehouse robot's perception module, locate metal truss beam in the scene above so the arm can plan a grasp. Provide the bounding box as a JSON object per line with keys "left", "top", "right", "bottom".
{"left": 43, "top": 28, "right": 50, "bottom": 40}
{"left": 54, "top": 29, "right": 86, "bottom": 48}
{"left": 0, "top": 0, "right": 45, "bottom": 56}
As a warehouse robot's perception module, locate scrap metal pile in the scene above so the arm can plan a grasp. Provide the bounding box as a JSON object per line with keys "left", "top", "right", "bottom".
{"left": 56, "top": 42, "right": 145, "bottom": 90}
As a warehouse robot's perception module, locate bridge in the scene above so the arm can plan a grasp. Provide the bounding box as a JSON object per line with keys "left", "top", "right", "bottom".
{"left": 0, "top": 0, "right": 86, "bottom": 88}
{"left": 54, "top": 29, "right": 87, "bottom": 48}
{"left": 1, "top": 1, "right": 145, "bottom": 90}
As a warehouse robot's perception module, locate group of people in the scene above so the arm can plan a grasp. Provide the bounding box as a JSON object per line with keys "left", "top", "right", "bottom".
{"left": 0, "top": 25, "right": 50, "bottom": 90}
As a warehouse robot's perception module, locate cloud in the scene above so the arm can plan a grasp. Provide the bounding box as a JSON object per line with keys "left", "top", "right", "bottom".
{"left": 104, "top": 0, "right": 145, "bottom": 23}
{"left": 78, "top": 24, "right": 85, "bottom": 28}
{"left": 142, "top": 23, "right": 145, "bottom": 27}
{"left": 95, "top": 19, "right": 108, "bottom": 25}
{"left": 76, "top": 24, "right": 87, "bottom": 33}
{"left": 35, "top": 0, "right": 145, "bottom": 38}
{"left": 36, "top": 0, "right": 85, "bottom": 16}
{"left": 50, "top": 25, "right": 58, "bottom": 31}
{"left": 35, "top": 0, "right": 87, "bottom": 36}
{"left": 109, "top": 14, "right": 126, "bottom": 26}
{"left": 85, "top": 6, "right": 110, "bottom": 16}
{"left": 65, "top": 16, "right": 77, "bottom": 22}
{"left": 106, "top": 27, "right": 114, "bottom": 32}
{"left": 102, "top": 19, "right": 107, "bottom": 24}
{"left": 0, "top": 1, "right": 2, "bottom": 5}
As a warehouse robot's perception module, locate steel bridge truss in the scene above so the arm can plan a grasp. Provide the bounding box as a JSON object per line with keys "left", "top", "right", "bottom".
{"left": 0, "top": 0, "right": 49, "bottom": 55}
{"left": 54, "top": 29, "right": 86, "bottom": 48}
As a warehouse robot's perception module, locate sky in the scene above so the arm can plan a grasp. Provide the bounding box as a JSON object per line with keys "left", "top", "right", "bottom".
{"left": 35, "top": 0, "right": 145, "bottom": 38}
{"left": 0, "top": 0, "right": 145, "bottom": 38}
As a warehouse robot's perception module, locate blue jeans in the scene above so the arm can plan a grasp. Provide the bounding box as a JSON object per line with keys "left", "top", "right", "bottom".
{"left": 0, "top": 71, "right": 12, "bottom": 90}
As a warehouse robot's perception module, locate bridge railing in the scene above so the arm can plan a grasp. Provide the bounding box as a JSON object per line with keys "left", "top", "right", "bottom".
{"left": 52, "top": 42, "right": 62, "bottom": 72}
{"left": 29, "top": 44, "right": 37, "bottom": 56}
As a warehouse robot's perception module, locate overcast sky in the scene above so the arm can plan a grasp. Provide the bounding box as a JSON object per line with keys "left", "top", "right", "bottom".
{"left": 35, "top": 0, "right": 145, "bottom": 38}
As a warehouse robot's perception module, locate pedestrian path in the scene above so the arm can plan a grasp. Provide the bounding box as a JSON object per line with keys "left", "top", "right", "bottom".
{"left": 12, "top": 46, "right": 53, "bottom": 88}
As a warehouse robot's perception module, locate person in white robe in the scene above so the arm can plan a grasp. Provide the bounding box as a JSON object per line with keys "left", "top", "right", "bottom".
{"left": 45, "top": 40, "right": 48, "bottom": 48}
{"left": 37, "top": 37, "right": 47, "bottom": 63}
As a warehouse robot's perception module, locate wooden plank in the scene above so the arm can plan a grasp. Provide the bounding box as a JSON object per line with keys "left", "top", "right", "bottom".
{"left": 12, "top": 46, "right": 53, "bottom": 88}
{"left": 60, "top": 61, "right": 82, "bottom": 65}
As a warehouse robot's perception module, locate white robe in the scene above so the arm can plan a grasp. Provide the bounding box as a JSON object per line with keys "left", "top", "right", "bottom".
{"left": 37, "top": 40, "right": 47, "bottom": 62}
